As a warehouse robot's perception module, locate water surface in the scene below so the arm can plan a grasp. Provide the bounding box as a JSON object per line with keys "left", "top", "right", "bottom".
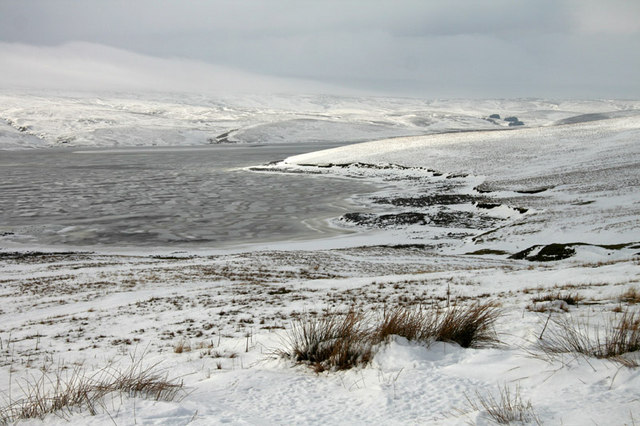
{"left": 0, "top": 143, "right": 376, "bottom": 249}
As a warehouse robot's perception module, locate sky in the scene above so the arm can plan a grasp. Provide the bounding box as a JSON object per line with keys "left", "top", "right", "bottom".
{"left": 1, "top": 0, "right": 639, "bottom": 98}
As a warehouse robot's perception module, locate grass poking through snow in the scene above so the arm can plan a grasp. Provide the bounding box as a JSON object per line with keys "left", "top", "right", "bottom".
{"left": 0, "top": 356, "right": 184, "bottom": 423}
{"left": 279, "top": 302, "right": 501, "bottom": 371}
{"left": 278, "top": 310, "right": 372, "bottom": 372}
{"left": 463, "top": 384, "right": 541, "bottom": 425}
{"left": 434, "top": 303, "right": 501, "bottom": 349}
{"left": 538, "top": 310, "right": 640, "bottom": 366}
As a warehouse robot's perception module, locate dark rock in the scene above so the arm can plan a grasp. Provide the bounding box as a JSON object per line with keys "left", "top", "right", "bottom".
{"left": 474, "top": 184, "right": 494, "bottom": 194}
{"left": 212, "top": 129, "right": 238, "bottom": 144}
{"left": 373, "top": 194, "right": 485, "bottom": 207}
{"left": 340, "top": 210, "right": 498, "bottom": 229}
{"left": 446, "top": 173, "right": 469, "bottom": 179}
{"left": 464, "top": 249, "right": 509, "bottom": 256}
{"left": 489, "top": 114, "right": 501, "bottom": 119}
{"left": 476, "top": 202, "right": 501, "bottom": 209}
{"left": 515, "top": 187, "right": 551, "bottom": 194}
{"left": 509, "top": 243, "right": 576, "bottom": 261}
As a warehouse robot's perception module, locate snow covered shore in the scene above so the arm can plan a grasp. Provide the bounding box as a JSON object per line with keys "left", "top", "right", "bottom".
{"left": 1, "top": 98, "right": 640, "bottom": 424}
{"left": 270, "top": 113, "right": 640, "bottom": 257}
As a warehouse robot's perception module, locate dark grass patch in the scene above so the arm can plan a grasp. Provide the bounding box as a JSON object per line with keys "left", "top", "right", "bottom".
{"left": 0, "top": 251, "right": 91, "bottom": 263}
{"left": 346, "top": 212, "right": 429, "bottom": 227}
{"left": 474, "top": 184, "right": 494, "bottom": 194}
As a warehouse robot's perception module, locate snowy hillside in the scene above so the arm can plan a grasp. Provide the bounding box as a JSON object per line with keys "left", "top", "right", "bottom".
{"left": 1, "top": 94, "right": 640, "bottom": 424}
{"left": 267, "top": 112, "right": 640, "bottom": 257}
{"left": 1, "top": 91, "right": 639, "bottom": 149}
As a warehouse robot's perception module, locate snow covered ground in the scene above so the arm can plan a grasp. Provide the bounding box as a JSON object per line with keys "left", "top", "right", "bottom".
{"left": 2, "top": 91, "right": 639, "bottom": 150}
{"left": 1, "top": 94, "right": 640, "bottom": 424}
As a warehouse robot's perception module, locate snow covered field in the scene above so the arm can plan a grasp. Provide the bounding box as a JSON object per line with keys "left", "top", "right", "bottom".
{"left": 1, "top": 94, "right": 640, "bottom": 424}
{"left": 2, "top": 91, "right": 639, "bottom": 150}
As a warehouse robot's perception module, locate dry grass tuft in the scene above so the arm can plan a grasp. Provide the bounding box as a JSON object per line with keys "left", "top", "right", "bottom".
{"left": 278, "top": 310, "right": 372, "bottom": 372}
{"left": 374, "top": 303, "right": 502, "bottom": 348}
{"left": 279, "top": 303, "right": 502, "bottom": 371}
{"left": 434, "top": 303, "right": 502, "bottom": 348}
{"left": 464, "top": 384, "right": 541, "bottom": 425}
{"left": 375, "top": 306, "right": 434, "bottom": 342}
{"left": 620, "top": 287, "right": 640, "bottom": 304}
{"left": 531, "top": 292, "right": 584, "bottom": 306}
{"left": 0, "top": 357, "right": 184, "bottom": 423}
{"left": 173, "top": 339, "right": 191, "bottom": 354}
{"left": 539, "top": 310, "right": 640, "bottom": 366}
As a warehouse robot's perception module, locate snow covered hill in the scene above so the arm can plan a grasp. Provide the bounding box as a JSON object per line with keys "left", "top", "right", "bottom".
{"left": 1, "top": 90, "right": 639, "bottom": 150}
{"left": 269, "top": 112, "right": 640, "bottom": 258}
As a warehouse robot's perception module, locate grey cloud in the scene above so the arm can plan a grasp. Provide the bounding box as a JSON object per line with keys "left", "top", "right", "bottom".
{"left": 0, "top": 0, "right": 638, "bottom": 98}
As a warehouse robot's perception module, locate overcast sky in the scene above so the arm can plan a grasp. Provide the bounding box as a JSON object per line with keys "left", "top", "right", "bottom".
{"left": 1, "top": 0, "right": 639, "bottom": 98}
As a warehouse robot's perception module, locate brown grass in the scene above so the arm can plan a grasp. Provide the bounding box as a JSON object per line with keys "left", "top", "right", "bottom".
{"left": 620, "top": 287, "right": 640, "bottom": 304}
{"left": 463, "top": 384, "right": 541, "bottom": 425}
{"left": 278, "top": 310, "right": 372, "bottom": 372}
{"left": 375, "top": 306, "right": 434, "bottom": 342}
{"left": 279, "top": 303, "right": 501, "bottom": 371}
{"left": 434, "top": 303, "right": 501, "bottom": 348}
{"left": 538, "top": 310, "right": 640, "bottom": 366}
{"left": 173, "top": 339, "right": 191, "bottom": 354}
{"left": 531, "top": 292, "right": 584, "bottom": 306}
{"left": 0, "top": 358, "right": 184, "bottom": 423}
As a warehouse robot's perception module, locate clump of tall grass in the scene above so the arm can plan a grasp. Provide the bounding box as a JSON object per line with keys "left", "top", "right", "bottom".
{"left": 375, "top": 303, "right": 501, "bottom": 348}
{"left": 463, "top": 384, "right": 541, "bottom": 425}
{"left": 0, "top": 357, "right": 184, "bottom": 423}
{"left": 434, "top": 303, "right": 501, "bottom": 348}
{"left": 538, "top": 310, "right": 640, "bottom": 366}
{"left": 279, "top": 303, "right": 501, "bottom": 371}
{"left": 278, "top": 310, "right": 372, "bottom": 372}
{"left": 375, "top": 306, "right": 434, "bottom": 342}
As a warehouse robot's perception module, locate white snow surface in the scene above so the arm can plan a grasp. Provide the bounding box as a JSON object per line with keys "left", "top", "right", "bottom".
{"left": 1, "top": 93, "right": 640, "bottom": 425}
{"left": 2, "top": 91, "right": 639, "bottom": 150}
{"left": 276, "top": 111, "right": 640, "bottom": 255}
